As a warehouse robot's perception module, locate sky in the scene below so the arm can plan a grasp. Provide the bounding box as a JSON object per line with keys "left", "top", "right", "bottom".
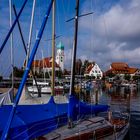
{"left": 0, "top": 0, "right": 140, "bottom": 77}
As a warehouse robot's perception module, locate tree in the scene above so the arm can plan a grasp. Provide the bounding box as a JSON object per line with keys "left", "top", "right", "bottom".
{"left": 82, "top": 60, "right": 90, "bottom": 75}
{"left": 102, "top": 75, "right": 106, "bottom": 81}
{"left": 63, "top": 69, "right": 70, "bottom": 75}
{"left": 91, "top": 75, "right": 95, "bottom": 80}
{"left": 107, "top": 72, "right": 115, "bottom": 78}
{"left": 56, "top": 70, "right": 63, "bottom": 78}
{"left": 85, "top": 75, "right": 90, "bottom": 80}
{"left": 83, "top": 60, "right": 89, "bottom": 68}
{"left": 75, "top": 59, "right": 82, "bottom": 75}
{"left": 124, "top": 74, "right": 131, "bottom": 81}
{"left": 132, "top": 75, "right": 140, "bottom": 81}
{"left": 10, "top": 66, "right": 24, "bottom": 78}
{"left": 0, "top": 75, "right": 3, "bottom": 81}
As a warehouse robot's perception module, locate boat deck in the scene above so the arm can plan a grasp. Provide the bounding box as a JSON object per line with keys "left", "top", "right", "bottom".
{"left": 42, "top": 117, "right": 115, "bottom": 140}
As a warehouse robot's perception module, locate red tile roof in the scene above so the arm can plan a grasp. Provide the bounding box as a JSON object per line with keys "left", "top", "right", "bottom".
{"left": 111, "top": 62, "right": 129, "bottom": 70}
{"left": 128, "top": 67, "right": 137, "bottom": 74}
{"left": 32, "top": 57, "right": 60, "bottom": 68}
{"left": 85, "top": 64, "right": 94, "bottom": 74}
{"left": 106, "top": 62, "right": 138, "bottom": 75}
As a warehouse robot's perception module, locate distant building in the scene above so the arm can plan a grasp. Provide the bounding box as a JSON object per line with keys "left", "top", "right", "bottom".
{"left": 135, "top": 69, "right": 140, "bottom": 76}
{"left": 56, "top": 42, "right": 64, "bottom": 72}
{"left": 32, "top": 57, "right": 60, "bottom": 74}
{"left": 106, "top": 62, "right": 138, "bottom": 77}
{"left": 84, "top": 63, "right": 103, "bottom": 79}
{"left": 30, "top": 42, "right": 65, "bottom": 75}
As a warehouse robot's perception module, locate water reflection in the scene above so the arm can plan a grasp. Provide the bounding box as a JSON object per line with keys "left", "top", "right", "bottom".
{"left": 79, "top": 83, "right": 140, "bottom": 140}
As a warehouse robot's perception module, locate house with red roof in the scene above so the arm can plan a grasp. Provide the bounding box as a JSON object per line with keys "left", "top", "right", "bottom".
{"left": 84, "top": 63, "right": 103, "bottom": 79}
{"left": 32, "top": 57, "right": 60, "bottom": 74}
{"left": 106, "top": 62, "right": 138, "bottom": 77}
{"left": 31, "top": 42, "right": 65, "bottom": 75}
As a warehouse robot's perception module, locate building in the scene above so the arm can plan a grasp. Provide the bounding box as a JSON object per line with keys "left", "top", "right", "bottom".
{"left": 56, "top": 42, "right": 64, "bottom": 71}
{"left": 84, "top": 63, "right": 103, "bottom": 79}
{"left": 106, "top": 62, "right": 138, "bottom": 77}
{"left": 32, "top": 57, "right": 60, "bottom": 74}
{"left": 30, "top": 42, "right": 65, "bottom": 75}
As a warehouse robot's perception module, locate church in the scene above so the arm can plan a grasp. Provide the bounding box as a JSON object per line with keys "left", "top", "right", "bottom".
{"left": 31, "top": 42, "right": 64, "bottom": 74}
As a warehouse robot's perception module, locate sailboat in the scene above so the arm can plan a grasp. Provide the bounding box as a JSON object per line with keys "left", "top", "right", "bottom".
{"left": 42, "top": 0, "right": 130, "bottom": 139}
{"left": 27, "top": 56, "right": 64, "bottom": 96}
{"left": 0, "top": 0, "right": 108, "bottom": 139}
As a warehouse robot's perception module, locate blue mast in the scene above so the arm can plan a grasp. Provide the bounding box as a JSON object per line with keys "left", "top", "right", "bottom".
{"left": 1, "top": 0, "right": 54, "bottom": 139}
{"left": 0, "top": 0, "right": 28, "bottom": 55}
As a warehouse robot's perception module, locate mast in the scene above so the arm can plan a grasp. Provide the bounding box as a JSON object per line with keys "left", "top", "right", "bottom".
{"left": 51, "top": 0, "right": 55, "bottom": 96}
{"left": 9, "top": 0, "right": 14, "bottom": 89}
{"left": 26, "top": 0, "right": 36, "bottom": 64}
{"left": 1, "top": 1, "right": 53, "bottom": 139}
{"left": 13, "top": 2, "right": 41, "bottom": 97}
{"left": 41, "top": 50, "right": 46, "bottom": 82}
{"left": 69, "top": 0, "right": 79, "bottom": 95}
{"left": 25, "top": 0, "right": 41, "bottom": 97}
{"left": 68, "top": 0, "right": 79, "bottom": 128}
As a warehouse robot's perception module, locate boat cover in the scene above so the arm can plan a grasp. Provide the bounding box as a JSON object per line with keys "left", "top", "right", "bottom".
{"left": 0, "top": 96, "right": 108, "bottom": 139}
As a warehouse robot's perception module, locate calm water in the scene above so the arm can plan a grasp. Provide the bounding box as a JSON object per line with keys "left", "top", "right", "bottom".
{"left": 84, "top": 85, "right": 140, "bottom": 140}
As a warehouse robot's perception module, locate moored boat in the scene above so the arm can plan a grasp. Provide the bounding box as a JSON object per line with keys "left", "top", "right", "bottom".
{"left": 43, "top": 112, "right": 129, "bottom": 140}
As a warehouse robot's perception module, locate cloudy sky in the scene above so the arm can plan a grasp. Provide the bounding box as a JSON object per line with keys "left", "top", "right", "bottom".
{"left": 0, "top": 0, "right": 140, "bottom": 77}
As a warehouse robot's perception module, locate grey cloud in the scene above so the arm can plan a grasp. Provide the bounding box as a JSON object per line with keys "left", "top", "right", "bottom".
{"left": 76, "top": 0, "right": 140, "bottom": 70}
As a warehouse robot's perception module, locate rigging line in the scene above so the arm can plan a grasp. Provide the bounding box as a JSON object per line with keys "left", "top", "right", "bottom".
{"left": 13, "top": 5, "right": 27, "bottom": 54}
{"left": 62, "top": 0, "right": 71, "bottom": 37}
{"left": 26, "top": 0, "right": 36, "bottom": 65}
{"left": 41, "top": 49, "right": 46, "bottom": 82}
{"left": 2, "top": 65, "right": 11, "bottom": 77}
{"left": 0, "top": 0, "right": 28, "bottom": 55}
{"left": 62, "top": 0, "right": 69, "bottom": 22}
{"left": 13, "top": 4, "right": 41, "bottom": 98}
{"left": 0, "top": 1, "right": 54, "bottom": 139}
{"left": 101, "top": 1, "right": 115, "bottom": 65}
{"left": 51, "top": 0, "right": 56, "bottom": 96}
{"left": 56, "top": 0, "right": 60, "bottom": 38}
{"left": 9, "top": 0, "right": 14, "bottom": 89}
{"left": 90, "top": 0, "right": 95, "bottom": 60}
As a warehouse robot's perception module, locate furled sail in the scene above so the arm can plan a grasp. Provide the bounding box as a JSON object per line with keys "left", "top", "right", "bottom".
{"left": 0, "top": 88, "right": 14, "bottom": 106}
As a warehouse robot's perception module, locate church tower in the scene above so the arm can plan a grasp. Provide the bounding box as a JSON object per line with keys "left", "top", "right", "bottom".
{"left": 56, "top": 42, "right": 64, "bottom": 71}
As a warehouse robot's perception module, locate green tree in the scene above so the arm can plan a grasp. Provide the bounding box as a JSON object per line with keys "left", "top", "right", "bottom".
{"left": 91, "top": 75, "right": 95, "bottom": 79}
{"left": 108, "top": 72, "right": 115, "bottom": 78}
{"left": 85, "top": 75, "right": 90, "bottom": 80}
{"left": 82, "top": 60, "right": 90, "bottom": 75}
{"left": 0, "top": 75, "right": 3, "bottom": 81}
{"left": 102, "top": 75, "right": 106, "bottom": 81}
{"left": 56, "top": 70, "right": 63, "bottom": 78}
{"left": 75, "top": 59, "right": 82, "bottom": 75}
{"left": 10, "top": 66, "right": 24, "bottom": 78}
{"left": 132, "top": 75, "right": 140, "bottom": 81}
{"left": 124, "top": 74, "right": 131, "bottom": 81}
{"left": 45, "top": 72, "right": 50, "bottom": 78}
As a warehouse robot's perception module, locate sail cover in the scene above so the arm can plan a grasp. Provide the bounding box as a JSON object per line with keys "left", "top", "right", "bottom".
{"left": 0, "top": 95, "right": 109, "bottom": 139}
{"left": 0, "top": 100, "right": 68, "bottom": 139}
{"left": 68, "top": 95, "right": 109, "bottom": 120}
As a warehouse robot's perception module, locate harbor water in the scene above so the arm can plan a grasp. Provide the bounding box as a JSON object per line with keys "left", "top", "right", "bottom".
{"left": 82, "top": 85, "right": 140, "bottom": 140}
{"left": 1, "top": 83, "right": 140, "bottom": 140}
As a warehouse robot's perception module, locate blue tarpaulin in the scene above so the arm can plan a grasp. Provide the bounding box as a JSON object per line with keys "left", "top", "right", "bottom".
{"left": 0, "top": 95, "right": 109, "bottom": 139}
